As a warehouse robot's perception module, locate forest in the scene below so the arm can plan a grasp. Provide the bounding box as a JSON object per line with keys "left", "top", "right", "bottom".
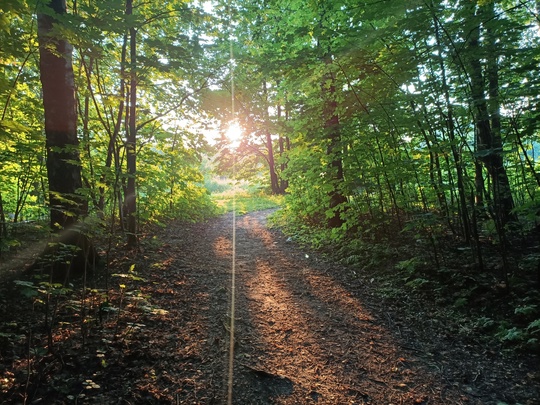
{"left": 1, "top": 0, "right": 540, "bottom": 404}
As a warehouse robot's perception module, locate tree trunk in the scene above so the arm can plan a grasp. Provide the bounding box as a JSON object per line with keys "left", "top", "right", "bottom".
{"left": 125, "top": 0, "right": 137, "bottom": 248}
{"left": 80, "top": 56, "right": 100, "bottom": 211}
{"left": 485, "top": 3, "right": 516, "bottom": 226}
{"left": 430, "top": 8, "right": 471, "bottom": 241}
{"left": 35, "top": 0, "right": 98, "bottom": 283}
{"left": 468, "top": 4, "right": 516, "bottom": 227}
{"left": 323, "top": 57, "right": 347, "bottom": 228}
{"left": 277, "top": 135, "right": 288, "bottom": 193}
{"left": 262, "top": 81, "right": 280, "bottom": 194}
{"left": 0, "top": 192, "right": 6, "bottom": 242}
{"left": 265, "top": 128, "right": 280, "bottom": 194}
{"left": 278, "top": 100, "right": 290, "bottom": 193}
{"left": 98, "top": 33, "right": 127, "bottom": 214}
{"left": 37, "top": 0, "right": 86, "bottom": 230}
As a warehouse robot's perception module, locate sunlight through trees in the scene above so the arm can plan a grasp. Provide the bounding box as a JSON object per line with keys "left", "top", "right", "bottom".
{"left": 225, "top": 121, "right": 242, "bottom": 148}
{"left": 1, "top": 1, "right": 540, "bottom": 403}
{"left": 0, "top": 0, "right": 539, "bottom": 334}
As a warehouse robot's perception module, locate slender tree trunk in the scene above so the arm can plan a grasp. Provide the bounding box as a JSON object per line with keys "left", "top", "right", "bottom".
{"left": 322, "top": 57, "right": 347, "bottom": 228}
{"left": 265, "top": 128, "right": 280, "bottom": 194}
{"left": 80, "top": 56, "right": 101, "bottom": 210}
{"left": 0, "top": 192, "right": 6, "bottom": 241}
{"left": 125, "top": 0, "right": 137, "bottom": 247}
{"left": 411, "top": 100, "right": 452, "bottom": 226}
{"left": 277, "top": 102, "right": 288, "bottom": 194}
{"left": 80, "top": 37, "right": 126, "bottom": 214}
{"left": 280, "top": 100, "right": 291, "bottom": 193}
{"left": 373, "top": 134, "right": 401, "bottom": 228}
{"left": 14, "top": 172, "right": 32, "bottom": 223}
{"left": 104, "top": 35, "right": 127, "bottom": 208}
{"left": 37, "top": 0, "right": 86, "bottom": 230}
{"left": 468, "top": 4, "right": 516, "bottom": 228}
{"left": 168, "top": 127, "right": 181, "bottom": 212}
{"left": 98, "top": 35, "right": 127, "bottom": 229}
{"left": 432, "top": 11, "right": 471, "bottom": 242}
{"left": 262, "top": 81, "right": 280, "bottom": 194}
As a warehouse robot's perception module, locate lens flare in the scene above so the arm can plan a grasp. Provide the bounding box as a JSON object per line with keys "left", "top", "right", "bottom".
{"left": 225, "top": 122, "right": 242, "bottom": 147}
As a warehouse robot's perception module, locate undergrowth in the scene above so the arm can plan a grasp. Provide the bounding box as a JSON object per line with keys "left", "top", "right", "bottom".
{"left": 269, "top": 207, "right": 540, "bottom": 355}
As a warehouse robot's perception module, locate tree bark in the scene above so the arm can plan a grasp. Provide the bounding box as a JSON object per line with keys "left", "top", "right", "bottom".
{"left": 35, "top": 0, "right": 99, "bottom": 282}
{"left": 125, "top": 0, "right": 138, "bottom": 248}
{"left": 484, "top": 3, "right": 516, "bottom": 226}
{"left": 468, "top": 3, "right": 516, "bottom": 227}
{"left": 322, "top": 57, "right": 347, "bottom": 228}
{"left": 275, "top": 87, "right": 289, "bottom": 194}
{"left": 0, "top": 192, "right": 6, "bottom": 240}
{"left": 278, "top": 100, "right": 290, "bottom": 193}
{"left": 262, "top": 81, "right": 280, "bottom": 194}
{"left": 432, "top": 10, "right": 471, "bottom": 242}
{"left": 37, "top": 0, "right": 86, "bottom": 230}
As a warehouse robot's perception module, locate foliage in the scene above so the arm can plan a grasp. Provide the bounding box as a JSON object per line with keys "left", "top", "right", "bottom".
{"left": 1, "top": 0, "right": 540, "bottom": 360}
{"left": 0, "top": 0, "right": 221, "bottom": 246}
{"left": 222, "top": 0, "right": 540, "bottom": 349}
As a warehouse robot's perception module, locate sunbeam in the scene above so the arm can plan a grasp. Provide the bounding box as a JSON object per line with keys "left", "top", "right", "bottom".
{"left": 225, "top": 121, "right": 242, "bottom": 148}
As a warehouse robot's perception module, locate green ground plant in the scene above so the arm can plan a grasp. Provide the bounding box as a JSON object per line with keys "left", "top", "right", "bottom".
{"left": 212, "top": 185, "right": 283, "bottom": 215}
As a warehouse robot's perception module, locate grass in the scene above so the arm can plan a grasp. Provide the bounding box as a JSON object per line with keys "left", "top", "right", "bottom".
{"left": 212, "top": 188, "right": 283, "bottom": 215}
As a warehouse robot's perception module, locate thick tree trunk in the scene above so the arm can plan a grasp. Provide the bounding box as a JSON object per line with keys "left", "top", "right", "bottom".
{"left": 37, "top": 0, "right": 86, "bottom": 230}
{"left": 35, "top": 0, "right": 99, "bottom": 283}
{"left": 484, "top": 4, "right": 516, "bottom": 226}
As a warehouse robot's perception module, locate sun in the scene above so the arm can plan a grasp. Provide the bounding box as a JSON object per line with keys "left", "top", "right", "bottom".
{"left": 225, "top": 122, "right": 242, "bottom": 147}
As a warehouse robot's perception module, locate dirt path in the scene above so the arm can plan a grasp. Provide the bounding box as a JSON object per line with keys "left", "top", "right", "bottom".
{"left": 226, "top": 211, "right": 448, "bottom": 404}
{"left": 121, "top": 209, "right": 536, "bottom": 404}
{"left": 2, "top": 209, "right": 538, "bottom": 404}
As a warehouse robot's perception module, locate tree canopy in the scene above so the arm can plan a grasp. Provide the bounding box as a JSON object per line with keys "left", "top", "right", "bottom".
{"left": 1, "top": 0, "right": 539, "bottom": 284}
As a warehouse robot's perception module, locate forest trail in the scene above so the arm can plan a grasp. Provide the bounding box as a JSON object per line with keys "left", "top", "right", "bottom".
{"left": 221, "top": 211, "right": 444, "bottom": 404}
{"left": 119, "top": 209, "right": 534, "bottom": 405}
{"left": 2, "top": 209, "right": 538, "bottom": 404}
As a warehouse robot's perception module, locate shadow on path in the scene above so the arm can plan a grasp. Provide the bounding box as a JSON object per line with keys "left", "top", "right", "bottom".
{"left": 99, "top": 209, "right": 538, "bottom": 404}
{"left": 218, "top": 212, "right": 469, "bottom": 404}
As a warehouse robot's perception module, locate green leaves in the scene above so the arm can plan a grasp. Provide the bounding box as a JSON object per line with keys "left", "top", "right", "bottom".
{"left": 528, "top": 319, "right": 540, "bottom": 334}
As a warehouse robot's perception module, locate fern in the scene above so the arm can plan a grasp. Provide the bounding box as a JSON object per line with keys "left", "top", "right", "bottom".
{"left": 527, "top": 319, "right": 540, "bottom": 333}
